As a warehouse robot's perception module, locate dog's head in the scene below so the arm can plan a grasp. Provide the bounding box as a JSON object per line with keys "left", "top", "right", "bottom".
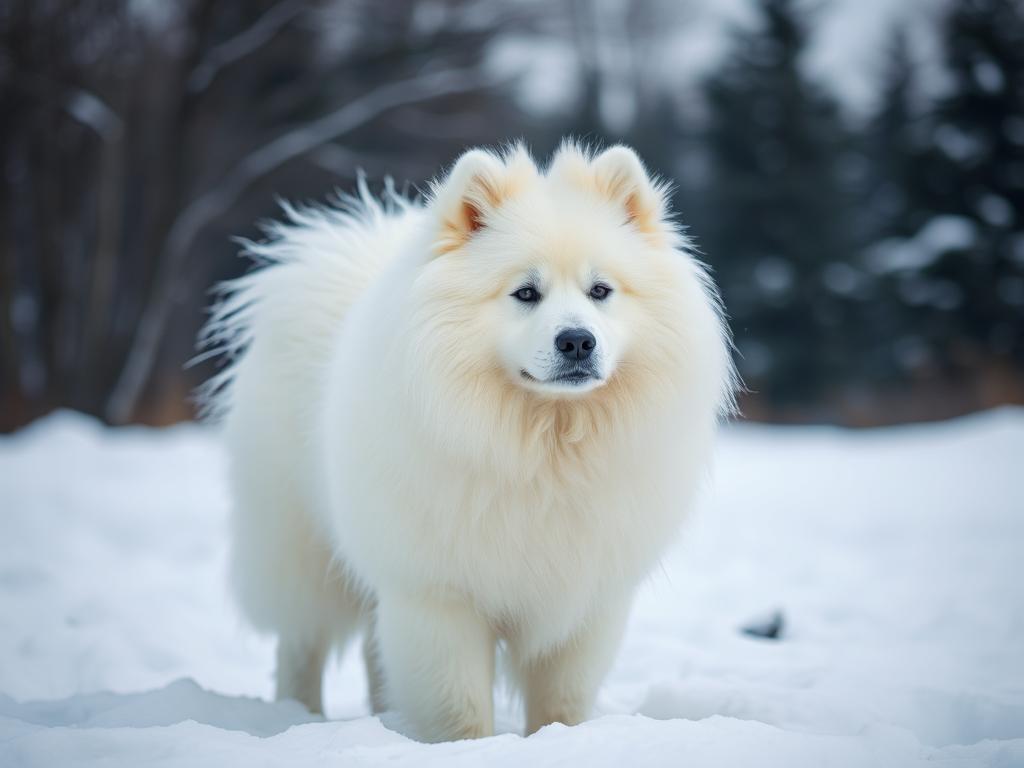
{"left": 413, "top": 142, "right": 727, "bottom": 410}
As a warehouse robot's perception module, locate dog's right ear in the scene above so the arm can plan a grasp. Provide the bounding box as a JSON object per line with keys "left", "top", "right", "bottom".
{"left": 430, "top": 147, "right": 533, "bottom": 255}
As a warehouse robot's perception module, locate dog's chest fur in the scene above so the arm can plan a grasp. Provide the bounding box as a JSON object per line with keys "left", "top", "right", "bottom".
{"left": 327, "top": 413, "right": 691, "bottom": 646}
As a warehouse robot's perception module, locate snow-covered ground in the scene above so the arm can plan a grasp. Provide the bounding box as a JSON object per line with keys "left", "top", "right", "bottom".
{"left": 1, "top": 409, "right": 1022, "bottom": 766}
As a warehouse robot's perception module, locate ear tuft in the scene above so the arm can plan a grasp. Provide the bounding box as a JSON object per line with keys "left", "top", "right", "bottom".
{"left": 431, "top": 146, "right": 535, "bottom": 254}
{"left": 590, "top": 146, "right": 669, "bottom": 242}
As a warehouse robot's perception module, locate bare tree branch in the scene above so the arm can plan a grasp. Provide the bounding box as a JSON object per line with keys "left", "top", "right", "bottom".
{"left": 106, "top": 66, "right": 502, "bottom": 423}
{"left": 64, "top": 87, "right": 123, "bottom": 140}
{"left": 187, "top": 1, "right": 305, "bottom": 94}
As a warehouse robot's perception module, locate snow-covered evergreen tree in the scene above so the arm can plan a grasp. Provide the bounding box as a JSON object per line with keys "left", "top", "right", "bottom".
{"left": 925, "top": 0, "right": 1024, "bottom": 371}
{"left": 699, "top": 0, "right": 857, "bottom": 411}
{"left": 864, "top": 0, "right": 1024, "bottom": 387}
{"left": 856, "top": 28, "right": 943, "bottom": 388}
{"left": 861, "top": 29, "right": 938, "bottom": 244}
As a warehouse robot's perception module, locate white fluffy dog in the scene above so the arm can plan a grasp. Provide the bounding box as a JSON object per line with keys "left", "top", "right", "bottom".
{"left": 201, "top": 142, "right": 735, "bottom": 742}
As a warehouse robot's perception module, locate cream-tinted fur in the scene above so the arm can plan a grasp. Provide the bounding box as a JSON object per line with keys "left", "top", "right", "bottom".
{"left": 201, "top": 142, "right": 735, "bottom": 742}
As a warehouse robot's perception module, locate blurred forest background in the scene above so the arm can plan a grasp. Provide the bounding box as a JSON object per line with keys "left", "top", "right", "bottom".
{"left": 1, "top": 0, "right": 1022, "bottom": 431}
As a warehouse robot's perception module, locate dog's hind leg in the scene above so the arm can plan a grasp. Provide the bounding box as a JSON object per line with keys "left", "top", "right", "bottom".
{"left": 361, "top": 602, "right": 388, "bottom": 714}
{"left": 227, "top": 466, "right": 364, "bottom": 715}
{"left": 276, "top": 631, "right": 329, "bottom": 714}
{"left": 273, "top": 577, "right": 364, "bottom": 714}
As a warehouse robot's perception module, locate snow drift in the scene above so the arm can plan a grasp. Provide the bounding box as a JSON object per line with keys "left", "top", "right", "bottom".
{"left": 1, "top": 410, "right": 1022, "bottom": 766}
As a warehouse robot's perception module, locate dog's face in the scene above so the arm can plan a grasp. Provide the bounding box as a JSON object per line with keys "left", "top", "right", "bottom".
{"left": 493, "top": 256, "right": 623, "bottom": 395}
{"left": 416, "top": 143, "right": 698, "bottom": 402}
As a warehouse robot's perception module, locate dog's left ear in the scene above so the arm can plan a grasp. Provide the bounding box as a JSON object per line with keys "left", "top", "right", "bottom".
{"left": 591, "top": 146, "right": 668, "bottom": 241}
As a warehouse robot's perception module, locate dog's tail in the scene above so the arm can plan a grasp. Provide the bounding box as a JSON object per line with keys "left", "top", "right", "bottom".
{"left": 192, "top": 178, "right": 411, "bottom": 421}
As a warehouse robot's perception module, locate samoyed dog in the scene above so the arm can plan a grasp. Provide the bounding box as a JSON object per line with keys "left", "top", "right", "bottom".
{"left": 201, "top": 142, "right": 735, "bottom": 742}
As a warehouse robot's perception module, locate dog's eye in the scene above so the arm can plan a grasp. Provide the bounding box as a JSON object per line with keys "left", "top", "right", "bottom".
{"left": 512, "top": 286, "right": 541, "bottom": 303}
{"left": 589, "top": 283, "right": 613, "bottom": 301}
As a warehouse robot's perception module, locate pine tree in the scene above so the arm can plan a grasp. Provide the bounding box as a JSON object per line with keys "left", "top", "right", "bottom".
{"left": 699, "top": 0, "right": 856, "bottom": 411}
{"left": 861, "top": 28, "right": 936, "bottom": 243}
{"left": 856, "top": 28, "right": 942, "bottom": 388}
{"left": 922, "top": 0, "right": 1024, "bottom": 372}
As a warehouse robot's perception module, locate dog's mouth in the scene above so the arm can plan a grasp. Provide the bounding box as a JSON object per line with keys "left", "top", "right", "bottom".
{"left": 520, "top": 368, "right": 601, "bottom": 387}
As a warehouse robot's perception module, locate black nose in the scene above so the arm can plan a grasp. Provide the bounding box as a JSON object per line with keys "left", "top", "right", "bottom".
{"left": 555, "top": 328, "right": 596, "bottom": 360}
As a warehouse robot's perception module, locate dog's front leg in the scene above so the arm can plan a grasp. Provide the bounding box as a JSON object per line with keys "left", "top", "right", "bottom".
{"left": 375, "top": 589, "right": 495, "bottom": 742}
{"left": 517, "top": 595, "right": 631, "bottom": 735}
